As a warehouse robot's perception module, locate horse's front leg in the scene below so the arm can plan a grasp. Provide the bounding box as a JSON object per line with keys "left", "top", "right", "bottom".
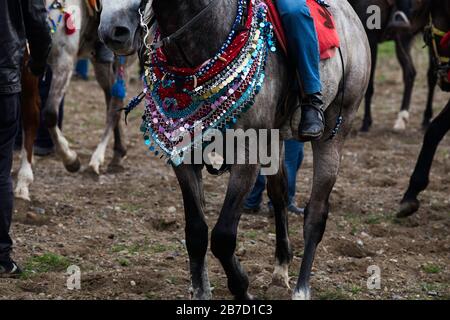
{"left": 393, "top": 34, "right": 416, "bottom": 131}
{"left": 46, "top": 60, "right": 81, "bottom": 173}
{"left": 174, "top": 164, "right": 211, "bottom": 300}
{"left": 88, "top": 61, "right": 117, "bottom": 175}
{"left": 398, "top": 100, "right": 450, "bottom": 217}
{"left": 211, "top": 164, "right": 260, "bottom": 300}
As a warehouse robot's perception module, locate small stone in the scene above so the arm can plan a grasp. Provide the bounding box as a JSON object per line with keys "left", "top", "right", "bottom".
{"left": 33, "top": 207, "right": 46, "bottom": 215}
{"left": 427, "top": 291, "right": 438, "bottom": 296}
{"left": 356, "top": 239, "right": 364, "bottom": 247}
{"left": 167, "top": 206, "right": 176, "bottom": 214}
{"left": 130, "top": 281, "right": 136, "bottom": 287}
{"left": 360, "top": 232, "right": 370, "bottom": 238}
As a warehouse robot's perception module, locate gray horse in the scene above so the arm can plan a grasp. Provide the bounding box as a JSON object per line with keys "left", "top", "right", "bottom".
{"left": 99, "top": 0, "right": 370, "bottom": 300}
{"left": 43, "top": 0, "right": 130, "bottom": 175}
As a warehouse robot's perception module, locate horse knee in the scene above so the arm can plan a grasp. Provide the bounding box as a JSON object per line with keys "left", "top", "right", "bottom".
{"left": 43, "top": 108, "right": 58, "bottom": 128}
{"left": 211, "top": 225, "right": 236, "bottom": 260}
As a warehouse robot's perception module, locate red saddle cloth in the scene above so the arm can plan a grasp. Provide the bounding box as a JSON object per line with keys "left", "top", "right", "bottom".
{"left": 265, "top": 0, "right": 340, "bottom": 60}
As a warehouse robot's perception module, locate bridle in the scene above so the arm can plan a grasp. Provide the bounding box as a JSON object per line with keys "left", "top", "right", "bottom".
{"left": 138, "top": 0, "right": 222, "bottom": 50}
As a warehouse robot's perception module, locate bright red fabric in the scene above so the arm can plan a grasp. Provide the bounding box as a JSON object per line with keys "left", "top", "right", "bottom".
{"left": 266, "top": 0, "right": 340, "bottom": 60}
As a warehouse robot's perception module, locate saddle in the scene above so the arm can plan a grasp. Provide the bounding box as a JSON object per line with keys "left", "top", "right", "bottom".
{"left": 265, "top": 0, "right": 340, "bottom": 60}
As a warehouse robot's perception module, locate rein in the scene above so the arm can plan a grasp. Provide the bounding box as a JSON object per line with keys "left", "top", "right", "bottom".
{"left": 149, "top": 0, "right": 222, "bottom": 50}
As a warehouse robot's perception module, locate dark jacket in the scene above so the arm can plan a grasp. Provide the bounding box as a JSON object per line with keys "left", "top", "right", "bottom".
{"left": 0, "top": 0, "right": 52, "bottom": 95}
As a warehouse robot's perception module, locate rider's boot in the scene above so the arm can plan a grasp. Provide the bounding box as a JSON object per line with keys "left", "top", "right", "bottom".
{"left": 298, "top": 92, "right": 325, "bottom": 142}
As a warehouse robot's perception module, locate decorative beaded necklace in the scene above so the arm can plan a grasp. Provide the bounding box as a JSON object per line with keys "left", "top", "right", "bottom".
{"left": 126, "top": 0, "right": 276, "bottom": 166}
{"left": 47, "top": 0, "right": 67, "bottom": 34}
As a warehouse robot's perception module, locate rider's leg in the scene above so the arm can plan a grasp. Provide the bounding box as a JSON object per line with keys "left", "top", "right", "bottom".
{"left": 277, "top": 0, "right": 325, "bottom": 141}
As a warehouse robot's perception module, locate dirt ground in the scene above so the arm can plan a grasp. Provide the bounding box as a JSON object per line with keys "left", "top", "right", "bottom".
{"left": 1, "top": 43, "right": 449, "bottom": 300}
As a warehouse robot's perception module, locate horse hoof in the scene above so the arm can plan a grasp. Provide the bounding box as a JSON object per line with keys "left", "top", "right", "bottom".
{"left": 360, "top": 123, "right": 371, "bottom": 132}
{"left": 237, "top": 293, "right": 255, "bottom": 300}
{"left": 14, "top": 187, "right": 31, "bottom": 202}
{"left": 393, "top": 111, "right": 409, "bottom": 131}
{"left": 65, "top": 157, "right": 81, "bottom": 173}
{"left": 292, "top": 287, "right": 311, "bottom": 300}
{"left": 88, "top": 162, "right": 101, "bottom": 175}
{"left": 397, "top": 199, "right": 420, "bottom": 218}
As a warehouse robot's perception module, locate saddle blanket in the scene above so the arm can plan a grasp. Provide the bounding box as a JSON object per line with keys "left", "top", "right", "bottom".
{"left": 265, "top": 0, "right": 340, "bottom": 60}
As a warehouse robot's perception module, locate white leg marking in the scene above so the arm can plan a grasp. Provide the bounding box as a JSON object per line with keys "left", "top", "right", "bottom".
{"left": 393, "top": 110, "right": 409, "bottom": 131}
{"left": 292, "top": 287, "right": 311, "bottom": 300}
{"left": 50, "top": 126, "right": 78, "bottom": 165}
{"left": 272, "top": 263, "right": 290, "bottom": 289}
{"left": 15, "top": 148, "right": 34, "bottom": 201}
{"left": 89, "top": 129, "right": 113, "bottom": 175}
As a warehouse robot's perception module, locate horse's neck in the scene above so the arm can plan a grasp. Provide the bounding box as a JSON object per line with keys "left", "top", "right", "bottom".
{"left": 153, "top": 0, "right": 238, "bottom": 67}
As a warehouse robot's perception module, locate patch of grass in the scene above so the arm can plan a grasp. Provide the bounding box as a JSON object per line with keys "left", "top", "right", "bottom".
{"left": 150, "top": 243, "right": 178, "bottom": 253}
{"left": 317, "top": 288, "right": 350, "bottom": 300}
{"left": 245, "top": 230, "right": 258, "bottom": 240}
{"left": 349, "top": 285, "right": 363, "bottom": 295}
{"left": 422, "top": 264, "right": 441, "bottom": 274}
{"left": 145, "top": 292, "right": 157, "bottom": 300}
{"left": 111, "top": 243, "right": 143, "bottom": 254}
{"left": 364, "top": 214, "right": 382, "bottom": 225}
{"left": 379, "top": 41, "right": 395, "bottom": 57}
{"left": 118, "top": 258, "right": 131, "bottom": 267}
{"left": 120, "top": 202, "right": 145, "bottom": 213}
{"left": 22, "top": 253, "right": 71, "bottom": 278}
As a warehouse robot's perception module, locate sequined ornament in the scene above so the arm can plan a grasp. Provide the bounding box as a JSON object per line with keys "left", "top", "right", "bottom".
{"left": 136, "top": 0, "right": 276, "bottom": 165}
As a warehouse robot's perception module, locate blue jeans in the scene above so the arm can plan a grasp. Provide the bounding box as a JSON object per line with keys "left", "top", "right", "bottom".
{"left": 276, "top": 0, "right": 321, "bottom": 94}
{"left": 75, "top": 59, "right": 89, "bottom": 80}
{"left": 244, "top": 140, "right": 304, "bottom": 209}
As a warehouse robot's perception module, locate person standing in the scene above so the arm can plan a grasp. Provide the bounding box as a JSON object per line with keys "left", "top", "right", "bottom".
{"left": 0, "top": 0, "right": 52, "bottom": 276}
{"left": 244, "top": 140, "right": 305, "bottom": 215}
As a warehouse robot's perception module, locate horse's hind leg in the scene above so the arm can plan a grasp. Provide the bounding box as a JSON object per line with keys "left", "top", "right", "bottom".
{"left": 267, "top": 157, "right": 292, "bottom": 288}
{"left": 211, "top": 164, "right": 259, "bottom": 300}
{"left": 393, "top": 34, "right": 416, "bottom": 131}
{"left": 88, "top": 61, "right": 114, "bottom": 174}
{"left": 174, "top": 164, "right": 211, "bottom": 300}
{"left": 398, "top": 100, "right": 450, "bottom": 217}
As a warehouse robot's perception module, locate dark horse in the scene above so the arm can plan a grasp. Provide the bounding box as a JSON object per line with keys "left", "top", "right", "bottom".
{"left": 398, "top": 0, "right": 450, "bottom": 218}
{"left": 349, "top": 0, "right": 433, "bottom": 132}
{"left": 99, "top": 0, "right": 370, "bottom": 299}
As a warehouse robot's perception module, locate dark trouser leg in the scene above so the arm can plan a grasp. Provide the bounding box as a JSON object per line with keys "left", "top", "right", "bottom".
{"left": 0, "top": 94, "right": 20, "bottom": 262}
